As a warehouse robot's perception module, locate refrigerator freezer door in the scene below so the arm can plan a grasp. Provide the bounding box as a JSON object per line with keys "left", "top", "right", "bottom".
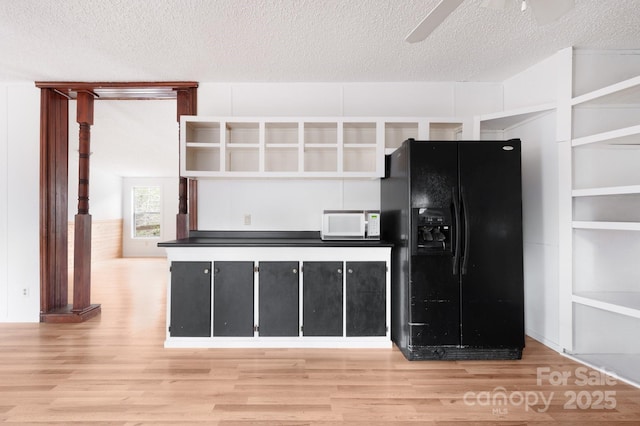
{"left": 458, "top": 141, "right": 525, "bottom": 348}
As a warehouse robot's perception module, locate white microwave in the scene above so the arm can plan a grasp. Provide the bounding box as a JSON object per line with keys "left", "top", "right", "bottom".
{"left": 321, "top": 210, "right": 381, "bottom": 240}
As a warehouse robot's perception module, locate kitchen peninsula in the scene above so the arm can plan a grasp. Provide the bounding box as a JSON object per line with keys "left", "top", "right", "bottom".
{"left": 159, "top": 231, "right": 392, "bottom": 349}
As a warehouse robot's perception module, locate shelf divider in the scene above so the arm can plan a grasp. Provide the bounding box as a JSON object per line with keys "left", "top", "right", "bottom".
{"left": 572, "top": 124, "right": 640, "bottom": 147}
{"left": 573, "top": 221, "right": 640, "bottom": 231}
{"left": 573, "top": 185, "right": 640, "bottom": 197}
{"left": 573, "top": 292, "right": 640, "bottom": 319}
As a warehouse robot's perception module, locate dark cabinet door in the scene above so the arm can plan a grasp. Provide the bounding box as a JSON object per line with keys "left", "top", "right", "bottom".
{"left": 213, "top": 261, "right": 255, "bottom": 337}
{"left": 346, "top": 261, "right": 386, "bottom": 336}
{"left": 302, "top": 261, "right": 343, "bottom": 336}
{"left": 259, "top": 261, "right": 299, "bottom": 336}
{"left": 170, "top": 261, "right": 212, "bottom": 337}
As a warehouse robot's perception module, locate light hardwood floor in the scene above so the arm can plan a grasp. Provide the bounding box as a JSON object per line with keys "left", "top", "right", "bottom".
{"left": 1, "top": 258, "right": 639, "bottom": 424}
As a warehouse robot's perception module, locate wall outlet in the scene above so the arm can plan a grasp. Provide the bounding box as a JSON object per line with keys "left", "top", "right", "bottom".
{"left": 244, "top": 214, "right": 251, "bottom": 225}
{"left": 22, "top": 288, "right": 29, "bottom": 297}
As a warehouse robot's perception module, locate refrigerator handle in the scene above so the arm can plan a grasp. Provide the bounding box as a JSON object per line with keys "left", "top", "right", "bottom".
{"left": 461, "top": 186, "right": 470, "bottom": 275}
{"left": 452, "top": 187, "right": 461, "bottom": 275}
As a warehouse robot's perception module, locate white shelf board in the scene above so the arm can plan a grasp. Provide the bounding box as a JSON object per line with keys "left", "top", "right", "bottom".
{"left": 573, "top": 221, "right": 640, "bottom": 231}
{"left": 304, "top": 144, "right": 338, "bottom": 149}
{"left": 226, "top": 144, "right": 260, "bottom": 149}
{"left": 572, "top": 124, "right": 640, "bottom": 147}
{"left": 476, "top": 103, "right": 556, "bottom": 131}
{"left": 573, "top": 292, "right": 640, "bottom": 319}
{"left": 186, "top": 142, "right": 220, "bottom": 148}
{"left": 572, "top": 185, "right": 640, "bottom": 197}
{"left": 343, "top": 144, "right": 377, "bottom": 148}
{"left": 563, "top": 353, "right": 640, "bottom": 389}
{"left": 265, "top": 143, "right": 299, "bottom": 149}
{"left": 571, "top": 75, "right": 640, "bottom": 107}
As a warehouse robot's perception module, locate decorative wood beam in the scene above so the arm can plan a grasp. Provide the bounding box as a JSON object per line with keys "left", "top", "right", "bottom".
{"left": 36, "top": 82, "right": 199, "bottom": 100}
{"left": 36, "top": 81, "right": 199, "bottom": 90}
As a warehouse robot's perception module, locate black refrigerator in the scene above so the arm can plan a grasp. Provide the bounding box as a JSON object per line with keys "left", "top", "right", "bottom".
{"left": 381, "top": 139, "right": 524, "bottom": 360}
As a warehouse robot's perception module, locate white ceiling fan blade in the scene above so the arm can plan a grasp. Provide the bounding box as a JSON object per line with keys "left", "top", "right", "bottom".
{"left": 405, "top": 0, "right": 465, "bottom": 43}
{"left": 528, "top": 0, "right": 575, "bottom": 25}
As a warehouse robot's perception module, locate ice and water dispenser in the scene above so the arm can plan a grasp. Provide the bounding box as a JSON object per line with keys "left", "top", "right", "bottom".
{"left": 412, "top": 207, "right": 452, "bottom": 255}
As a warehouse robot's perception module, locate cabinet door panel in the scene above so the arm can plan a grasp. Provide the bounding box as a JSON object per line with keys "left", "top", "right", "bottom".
{"left": 213, "top": 261, "right": 254, "bottom": 337}
{"left": 303, "top": 262, "right": 343, "bottom": 336}
{"left": 346, "top": 261, "right": 386, "bottom": 336}
{"left": 259, "top": 261, "right": 299, "bottom": 336}
{"left": 170, "top": 261, "right": 211, "bottom": 337}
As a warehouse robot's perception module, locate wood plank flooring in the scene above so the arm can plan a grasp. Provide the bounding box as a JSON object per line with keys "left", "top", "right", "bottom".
{"left": 1, "top": 258, "right": 639, "bottom": 424}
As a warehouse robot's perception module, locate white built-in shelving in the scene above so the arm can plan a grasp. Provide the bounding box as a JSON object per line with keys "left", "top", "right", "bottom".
{"left": 572, "top": 221, "right": 640, "bottom": 231}
{"left": 180, "top": 116, "right": 464, "bottom": 178}
{"left": 572, "top": 292, "right": 640, "bottom": 320}
{"left": 566, "top": 53, "right": 640, "bottom": 387}
{"left": 473, "top": 103, "right": 556, "bottom": 140}
{"left": 573, "top": 184, "right": 640, "bottom": 197}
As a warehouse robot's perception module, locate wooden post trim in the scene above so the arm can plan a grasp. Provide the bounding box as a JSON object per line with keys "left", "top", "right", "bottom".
{"left": 189, "top": 179, "right": 198, "bottom": 231}
{"left": 39, "top": 89, "right": 69, "bottom": 315}
{"left": 72, "top": 91, "right": 98, "bottom": 314}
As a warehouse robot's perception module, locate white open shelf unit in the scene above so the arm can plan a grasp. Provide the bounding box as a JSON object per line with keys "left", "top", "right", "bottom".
{"left": 180, "top": 116, "right": 464, "bottom": 178}
{"left": 473, "top": 102, "right": 556, "bottom": 140}
{"left": 572, "top": 292, "right": 640, "bottom": 320}
{"left": 566, "top": 56, "right": 640, "bottom": 386}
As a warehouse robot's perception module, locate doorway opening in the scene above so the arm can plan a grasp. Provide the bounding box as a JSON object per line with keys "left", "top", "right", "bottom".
{"left": 37, "top": 82, "right": 197, "bottom": 322}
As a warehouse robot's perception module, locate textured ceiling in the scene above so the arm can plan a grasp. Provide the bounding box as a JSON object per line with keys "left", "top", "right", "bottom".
{"left": 1, "top": 0, "right": 640, "bottom": 83}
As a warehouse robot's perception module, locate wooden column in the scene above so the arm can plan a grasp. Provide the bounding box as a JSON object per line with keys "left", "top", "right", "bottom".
{"left": 71, "top": 91, "right": 101, "bottom": 318}
{"left": 39, "top": 89, "right": 69, "bottom": 318}
{"left": 176, "top": 87, "right": 198, "bottom": 239}
{"left": 188, "top": 179, "right": 198, "bottom": 231}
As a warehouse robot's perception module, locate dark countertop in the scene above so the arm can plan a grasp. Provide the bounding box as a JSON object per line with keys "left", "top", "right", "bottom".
{"left": 158, "top": 230, "right": 393, "bottom": 248}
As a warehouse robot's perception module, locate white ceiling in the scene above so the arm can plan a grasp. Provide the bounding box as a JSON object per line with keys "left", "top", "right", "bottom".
{"left": 1, "top": 0, "right": 640, "bottom": 83}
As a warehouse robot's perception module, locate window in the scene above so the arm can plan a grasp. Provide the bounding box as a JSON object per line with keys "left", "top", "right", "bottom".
{"left": 132, "top": 186, "right": 161, "bottom": 238}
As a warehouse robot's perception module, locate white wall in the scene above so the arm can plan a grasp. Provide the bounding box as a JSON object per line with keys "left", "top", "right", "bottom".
{"left": 501, "top": 51, "right": 564, "bottom": 350}
{"left": 198, "top": 179, "right": 379, "bottom": 230}
{"left": 196, "top": 81, "right": 503, "bottom": 231}
{"left": 122, "top": 177, "right": 178, "bottom": 257}
{"left": 0, "top": 85, "right": 7, "bottom": 321}
{"left": 0, "top": 83, "right": 40, "bottom": 322}
{"left": 199, "top": 82, "right": 503, "bottom": 118}
{"left": 572, "top": 48, "right": 640, "bottom": 97}
{"left": 503, "top": 52, "right": 560, "bottom": 110}
{"left": 508, "top": 112, "right": 560, "bottom": 348}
